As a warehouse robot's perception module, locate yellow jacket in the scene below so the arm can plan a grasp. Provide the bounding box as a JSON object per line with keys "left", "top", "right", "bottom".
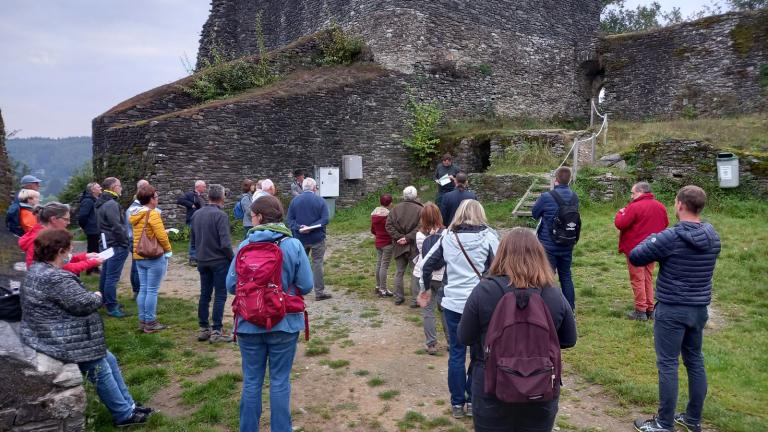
{"left": 129, "top": 208, "right": 172, "bottom": 260}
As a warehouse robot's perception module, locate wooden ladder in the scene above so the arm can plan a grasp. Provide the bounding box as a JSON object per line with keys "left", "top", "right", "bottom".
{"left": 511, "top": 175, "right": 552, "bottom": 218}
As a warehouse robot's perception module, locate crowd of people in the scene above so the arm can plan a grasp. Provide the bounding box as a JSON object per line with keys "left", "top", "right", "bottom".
{"left": 3, "top": 158, "right": 721, "bottom": 432}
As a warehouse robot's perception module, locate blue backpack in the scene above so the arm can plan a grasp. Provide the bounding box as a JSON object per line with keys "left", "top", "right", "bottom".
{"left": 233, "top": 195, "right": 245, "bottom": 220}
{"left": 5, "top": 198, "right": 23, "bottom": 236}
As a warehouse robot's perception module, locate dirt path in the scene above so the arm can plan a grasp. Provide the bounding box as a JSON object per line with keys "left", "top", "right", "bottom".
{"left": 135, "top": 233, "right": 713, "bottom": 432}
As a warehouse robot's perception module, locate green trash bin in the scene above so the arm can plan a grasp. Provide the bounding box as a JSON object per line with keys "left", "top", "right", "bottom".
{"left": 716, "top": 152, "right": 739, "bottom": 188}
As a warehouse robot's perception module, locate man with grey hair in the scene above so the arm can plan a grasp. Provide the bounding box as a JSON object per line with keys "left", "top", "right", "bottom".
{"left": 614, "top": 181, "right": 669, "bottom": 321}
{"left": 127, "top": 179, "right": 151, "bottom": 298}
{"left": 287, "top": 177, "right": 332, "bottom": 301}
{"left": 177, "top": 180, "right": 207, "bottom": 266}
{"left": 191, "top": 184, "right": 234, "bottom": 342}
{"left": 253, "top": 179, "right": 275, "bottom": 201}
{"left": 386, "top": 186, "right": 424, "bottom": 306}
{"left": 78, "top": 181, "right": 102, "bottom": 275}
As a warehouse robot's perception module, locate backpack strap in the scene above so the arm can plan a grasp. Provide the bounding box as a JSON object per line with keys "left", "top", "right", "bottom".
{"left": 549, "top": 189, "right": 565, "bottom": 207}
{"left": 454, "top": 231, "right": 482, "bottom": 278}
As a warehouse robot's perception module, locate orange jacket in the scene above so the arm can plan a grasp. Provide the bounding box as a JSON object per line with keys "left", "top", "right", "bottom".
{"left": 20, "top": 207, "right": 37, "bottom": 233}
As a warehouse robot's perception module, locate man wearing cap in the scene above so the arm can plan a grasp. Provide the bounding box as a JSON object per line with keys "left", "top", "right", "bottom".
{"left": 6, "top": 175, "right": 43, "bottom": 236}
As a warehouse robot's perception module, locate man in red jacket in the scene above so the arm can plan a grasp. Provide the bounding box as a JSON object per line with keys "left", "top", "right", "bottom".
{"left": 614, "top": 182, "right": 669, "bottom": 321}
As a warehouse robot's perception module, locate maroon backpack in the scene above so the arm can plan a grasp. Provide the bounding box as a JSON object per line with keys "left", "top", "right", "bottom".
{"left": 483, "top": 278, "right": 561, "bottom": 403}
{"left": 232, "top": 238, "right": 308, "bottom": 340}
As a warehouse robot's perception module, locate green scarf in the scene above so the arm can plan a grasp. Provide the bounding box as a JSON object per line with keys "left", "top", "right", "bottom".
{"left": 248, "top": 223, "right": 293, "bottom": 238}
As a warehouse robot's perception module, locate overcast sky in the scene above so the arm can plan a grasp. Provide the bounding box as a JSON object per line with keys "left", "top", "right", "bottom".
{"left": 0, "top": 0, "right": 725, "bottom": 138}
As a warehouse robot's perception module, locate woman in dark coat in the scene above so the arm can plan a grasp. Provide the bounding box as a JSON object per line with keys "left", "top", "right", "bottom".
{"left": 20, "top": 229, "right": 153, "bottom": 427}
{"left": 458, "top": 228, "right": 577, "bottom": 432}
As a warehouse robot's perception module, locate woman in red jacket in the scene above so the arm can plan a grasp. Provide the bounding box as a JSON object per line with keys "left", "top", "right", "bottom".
{"left": 371, "top": 194, "right": 394, "bottom": 297}
{"left": 614, "top": 182, "right": 669, "bottom": 320}
{"left": 19, "top": 202, "right": 103, "bottom": 275}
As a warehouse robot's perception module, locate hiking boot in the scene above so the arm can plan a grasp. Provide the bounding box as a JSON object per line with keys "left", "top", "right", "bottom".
{"left": 315, "top": 293, "right": 333, "bottom": 301}
{"left": 106, "top": 308, "right": 126, "bottom": 318}
{"left": 209, "top": 330, "right": 233, "bottom": 343}
{"left": 143, "top": 321, "right": 168, "bottom": 334}
{"left": 394, "top": 298, "right": 404, "bottom": 305}
{"left": 627, "top": 310, "right": 649, "bottom": 321}
{"left": 197, "top": 328, "right": 211, "bottom": 342}
{"left": 633, "top": 417, "right": 673, "bottom": 432}
{"left": 674, "top": 413, "right": 702, "bottom": 432}
{"left": 426, "top": 343, "right": 438, "bottom": 356}
{"left": 188, "top": 258, "right": 197, "bottom": 267}
{"left": 409, "top": 303, "right": 419, "bottom": 309}
{"left": 647, "top": 310, "right": 655, "bottom": 320}
{"left": 137, "top": 321, "right": 145, "bottom": 332}
{"left": 115, "top": 410, "right": 150, "bottom": 427}
{"left": 466, "top": 402, "right": 473, "bottom": 417}
{"left": 451, "top": 405, "right": 464, "bottom": 419}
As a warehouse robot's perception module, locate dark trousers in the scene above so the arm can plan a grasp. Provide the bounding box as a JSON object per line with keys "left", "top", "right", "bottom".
{"left": 545, "top": 250, "right": 575, "bottom": 311}
{"left": 444, "top": 308, "right": 473, "bottom": 406}
{"left": 197, "top": 260, "right": 229, "bottom": 331}
{"left": 471, "top": 363, "right": 558, "bottom": 432}
{"left": 654, "top": 302, "right": 708, "bottom": 429}
{"left": 130, "top": 259, "right": 140, "bottom": 294}
{"left": 85, "top": 234, "right": 100, "bottom": 274}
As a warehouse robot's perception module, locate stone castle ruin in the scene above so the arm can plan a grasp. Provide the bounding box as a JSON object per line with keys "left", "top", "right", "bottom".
{"left": 92, "top": 1, "right": 766, "bottom": 224}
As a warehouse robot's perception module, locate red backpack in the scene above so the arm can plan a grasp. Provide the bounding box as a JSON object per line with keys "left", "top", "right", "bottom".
{"left": 483, "top": 277, "right": 561, "bottom": 403}
{"left": 232, "top": 238, "right": 309, "bottom": 340}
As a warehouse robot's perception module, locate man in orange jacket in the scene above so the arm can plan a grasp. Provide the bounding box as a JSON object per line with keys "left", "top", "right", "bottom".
{"left": 614, "top": 181, "right": 669, "bottom": 321}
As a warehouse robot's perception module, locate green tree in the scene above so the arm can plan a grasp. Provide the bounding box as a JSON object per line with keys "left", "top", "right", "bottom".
{"left": 727, "top": 0, "right": 768, "bottom": 10}
{"left": 402, "top": 96, "right": 442, "bottom": 169}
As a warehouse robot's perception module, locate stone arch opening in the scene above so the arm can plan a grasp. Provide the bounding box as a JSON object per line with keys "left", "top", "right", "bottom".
{"left": 579, "top": 59, "right": 605, "bottom": 102}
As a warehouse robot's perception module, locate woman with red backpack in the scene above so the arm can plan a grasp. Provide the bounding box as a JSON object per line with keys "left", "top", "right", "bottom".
{"left": 226, "top": 195, "right": 313, "bottom": 432}
{"left": 458, "top": 228, "right": 577, "bottom": 431}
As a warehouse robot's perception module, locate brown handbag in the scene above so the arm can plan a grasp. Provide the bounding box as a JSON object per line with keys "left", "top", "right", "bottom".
{"left": 136, "top": 210, "right": 165, "bottom": 258}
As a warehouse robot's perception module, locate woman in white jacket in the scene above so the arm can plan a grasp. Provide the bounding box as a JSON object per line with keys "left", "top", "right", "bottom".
{"left": 420, "top": 199, "right": 499, "bottom": 419}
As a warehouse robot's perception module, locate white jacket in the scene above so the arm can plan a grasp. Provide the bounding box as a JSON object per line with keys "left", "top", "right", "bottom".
{"left": 421, "top": 225, "right": 500, "bottom": 314}
{"left": 413, "top": 230, "right": 444, "bottom": 281}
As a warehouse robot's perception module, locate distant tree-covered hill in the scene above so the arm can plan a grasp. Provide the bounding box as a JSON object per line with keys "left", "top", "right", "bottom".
{"left": 7, "top": 136, "right": 91, "bottom": 198}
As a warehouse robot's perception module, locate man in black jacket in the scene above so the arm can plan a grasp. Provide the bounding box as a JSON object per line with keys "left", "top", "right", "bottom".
{"left": 177, "top": 180, "right": 206, "bottom": 266}
{"left": 78, "top": 182, "right": 102, "bottom": 274}
{"left": 95, "top": 177, "right": 130, "bottom": 317}
{"left": 439, "top": 171, "right": 477, "bottom": 226}
{"left": 434, "top": 153, "right": 460, "bottom": 208}
{"left": 630, "top": 185, "right": 721, "bottom": 432}
{"left": 190, "top": 184, "right": 234, "bottom": 343}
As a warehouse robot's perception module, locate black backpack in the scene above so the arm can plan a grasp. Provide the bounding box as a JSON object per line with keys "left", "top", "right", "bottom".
{"left": 549, "top": 190, "right": 580, "bottom": 246}
{"left": 5, "top": 197, "right": 23, "bottom": 237}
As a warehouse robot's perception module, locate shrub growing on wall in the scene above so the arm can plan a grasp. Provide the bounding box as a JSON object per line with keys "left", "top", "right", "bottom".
{"left": 317, "top": 24, "right": 364, "bottom": 65}
{"left": 403, "top": 96, "right": 443, "bottom": 169}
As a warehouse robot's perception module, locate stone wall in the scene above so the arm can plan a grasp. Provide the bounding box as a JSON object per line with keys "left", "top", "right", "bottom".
{"left": 100, "top": 64, "right": 420, "bottom": 225}
{"left": 0, "top": 322, "right": 86, "bottom": 432}
{"left": 634, "top": 139, "right": 768, "bottom": 195}
{"left": 599, "top": 10, "right": 768, "bottom": 120}
{"left": 197, "top": 0, "right": 602, "bottom": 121}
{"left": 0, "top": 109, "right": 13, "bottom": 213}
{"left": 467, "top": 173, "right": 540, "bottom": 203}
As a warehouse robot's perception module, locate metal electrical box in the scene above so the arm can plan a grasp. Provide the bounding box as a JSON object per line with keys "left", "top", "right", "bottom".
{"left": 317, "top": 167, "right": 340, "bottom": 197}
{"left": 716, "top": 152, "right": 739, "bottom": 188}
{"left": 342, "top": 155, "right": 363, "bottom": 180}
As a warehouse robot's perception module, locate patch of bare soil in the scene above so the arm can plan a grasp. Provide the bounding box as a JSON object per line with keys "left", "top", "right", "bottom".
{"left": 126, "top": 234, "right": 718, "bottom": 432}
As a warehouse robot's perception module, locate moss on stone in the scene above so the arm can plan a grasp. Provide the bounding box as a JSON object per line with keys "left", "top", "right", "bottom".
{"left": 729, "top": 13, "right": 768, "bottom": 57}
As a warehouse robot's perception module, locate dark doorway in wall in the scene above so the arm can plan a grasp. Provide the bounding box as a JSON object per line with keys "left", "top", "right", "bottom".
{"left": 470, "top": 138, "right": 492, "bottom": 172}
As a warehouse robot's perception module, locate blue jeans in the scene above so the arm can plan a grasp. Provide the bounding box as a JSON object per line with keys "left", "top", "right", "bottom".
{"left": 654, "top": 303, "right": 709, "bottom": 429}
{"left": 444, "top": 308, "right": 472, "bottom": 406}
{"left": 136, "top": 256, "right": 167, "bottom": 323}
{"left": 99, "top": 246, "right": 129, "bottom": 311}
{"left": 130, "top": 258, "right": 140, "bottom": 294}
{"left": 237, "top": 331, "right": 299, "bottom": 432}
{"left": 188, "top": 224, "right": 196, "bottom": 260}
{"left": 545, "top": 250, "right": 575, "bottom": 311}
{"left": 198, "top": 260, "right": 229, "bottom": 330}
{"left": 78, "top": 351, "right": 135, "bottom": 423}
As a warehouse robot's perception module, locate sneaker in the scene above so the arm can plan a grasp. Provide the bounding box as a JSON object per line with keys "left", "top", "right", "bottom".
{"left": 633, "top": 417, "right": 673, "bottom": 432}
{"left": 451, "top": 405, "right": 465, "bottom": 419}
{"left": 647, "top": 310, "right": 655, "bottom": 320}
{"left": 315, "top": 293, "right": 333, "bottom": 301}
{"left": 197, "top": 328, "right": 211, "bottom": 342}
{"left": 426, "top": 343, "right": 438, "bottom": 356}
{"left": 394, "top": 298, "right": 405, "bottom": 305}
{"left": 466, "top": 402, "right": 473, "bottom": 417}
{"left": 137, "top": 321, "right": 145, "bottom": 332}
{"left": 115, "top": 411, "right": 150, "bottom": 427}
{"left": 674, "top": 413, "right": 702, "bottom": 432}
{"left": 134, "top": 403, "right": 154, "bottom": 415}
{"left": 383, "top": 289, "right": 394, "bottom": 297}
{"left": 209, "top": 330, "right": 233, "bottom": 343}
{"left": 409, "top": 303, "right": 419, "bottom": 309}
{"left": 143, "top": 321, "right": 168, "bottom": 333}
{"left": 106, "top": 308, "right": 126, "bottom": 318}
{"left": 627, "top": 310, "right": 649, "bottom": 321}
{"left": 188, "top": 258, "right": 197, "bottom": 267}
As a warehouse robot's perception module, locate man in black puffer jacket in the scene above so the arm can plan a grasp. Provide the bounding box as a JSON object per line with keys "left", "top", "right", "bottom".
{"left": 629, "top": 185, "right": 721, "bottom": 432}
